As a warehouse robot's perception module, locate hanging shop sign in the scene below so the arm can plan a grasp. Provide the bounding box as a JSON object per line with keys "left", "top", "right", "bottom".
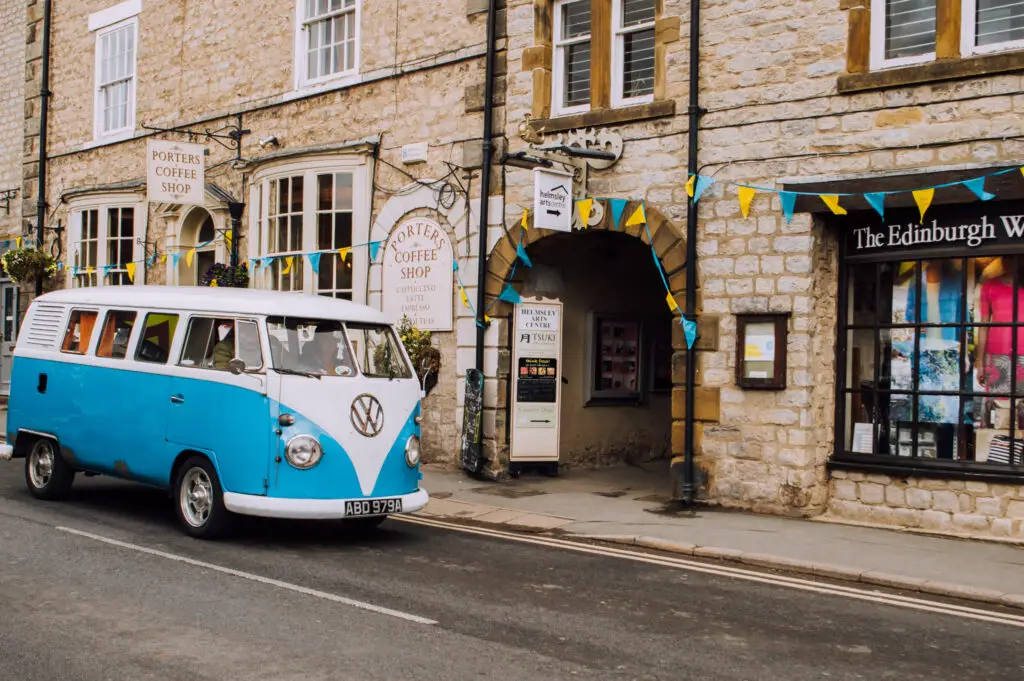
{"left": 510, "top": 296, "right": 563, "bottom": 462}
{"left": 533, "top": 168, "right": 573, "bottom": 232}
{"left": 844, "top": 201, "right": 1024, "bottom": 257}
{"left": 147, "top": 139, "right": 205, "bottom": 206}
{"left": 382, "top": 217, "right": 454, "bottom": 331}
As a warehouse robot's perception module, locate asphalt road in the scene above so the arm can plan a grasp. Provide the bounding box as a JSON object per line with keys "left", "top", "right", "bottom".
{"left": 0, "top": 464, "right": 1021, "bottom": 681}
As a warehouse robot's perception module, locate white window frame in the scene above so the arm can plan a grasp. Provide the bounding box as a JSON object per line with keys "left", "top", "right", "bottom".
{"left": 249, "top": 156, "right": 371, "bottom": 303}
{"left": 869, "top": 0, "right": 937, "bottom": 70}
{"left": 67, "top": 194, "right": 147, "bottom": 288}
{"left": 611, "top": 0, "right": 656, "bottom": 108}
{"left": 293, "top": 0, "right": 361, "bottom": 92}
{"left": 92, "top": 16, "right": 139, "bottom": 142}
{"left": 961, "top": 0, "right": 1024, "bottom": 56}
{"left": 552, "top": 0, "right": 592, "bottom": 117}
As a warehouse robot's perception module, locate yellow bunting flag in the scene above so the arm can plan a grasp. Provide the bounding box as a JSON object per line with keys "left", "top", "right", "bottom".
{"left": 281, "top": 256, "right": 293, "bottom": 275}
{"left": 338, "top": 247, "right": 351, "bottom": 262}
{"left": 738, "top": 186, "right": 756, "bottom": 218}
{"left": 578, "top": 199, "right": 593, "bottom": 229}
{"left": 913, "top": 188, "right": 934, "bottom": 221}
{"left": 521, "top": 209, "right": 529, "bottom": 230}
{"left": 15, "top": 237, "right": 22, "bottom": 249}
{"left": 460, "top": 288, "right": 470, "bottom": 308}
{"left": 625, "top": 204, "right": 646, "bottom": 227}
{"left": 666, "top": 291, "right": 680, "bottom": 312}
{"left": 210, "top": 279, "right": 219, "bottom": 287}
{"left": 160, "top": 253, "right": 168, "bottom": 264}
{"left": 1020, "top": 167, "right": 1024, "bottom": 181}
{"left": 484, "top": 315, "right": 492, "bottom": 324}
{"left": 225, "top": 230, "right": 233, "bottom": 246}
{"left": 819, "top": 194, "right": 847, "bottom": 216}
{"left": 186, "top": 248, "right": 196, "bottom": 267}
{"left": 86, "top": 266, "right": 95, "bottom": 276}
{"left": 125, "top": 262, "right": 136, "bottom": 283}
{"left": 685, "top": 174, "right": 696, "bottom": 198}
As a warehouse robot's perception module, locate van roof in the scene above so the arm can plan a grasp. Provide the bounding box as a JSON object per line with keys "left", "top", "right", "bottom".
{"left": 35, "top": 286, "right": 393, "bottom": 324}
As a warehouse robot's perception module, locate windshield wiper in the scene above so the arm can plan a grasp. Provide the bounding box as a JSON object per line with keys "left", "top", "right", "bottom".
{"left": 271, "top": 367, "right": 322, "bottom": 379}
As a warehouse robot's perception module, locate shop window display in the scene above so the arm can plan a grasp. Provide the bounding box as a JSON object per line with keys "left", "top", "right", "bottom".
{"left": 842, "top": 255, "right": 1024, "bottom": 468}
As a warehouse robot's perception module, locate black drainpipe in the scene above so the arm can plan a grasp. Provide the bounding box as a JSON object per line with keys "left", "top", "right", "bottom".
{"left": 34, "top": 0, "right": 53, "bottom": 298}
{"left": 682, "top": 0, "right": 704, "bottom": 505}
{"left": 471, "top": 0, "right": 499, "bottom": 473}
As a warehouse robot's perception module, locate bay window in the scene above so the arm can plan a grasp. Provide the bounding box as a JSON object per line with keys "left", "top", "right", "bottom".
{"left": 252, "top": 160, "right": 366, "bottom": 300}
{"left": 68, "top": 199, "right": 146, "bottom": 288}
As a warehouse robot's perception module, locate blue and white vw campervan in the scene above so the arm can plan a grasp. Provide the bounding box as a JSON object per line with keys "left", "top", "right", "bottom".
{"left": 0, "top": 286, "right": 429, "bottom": 538}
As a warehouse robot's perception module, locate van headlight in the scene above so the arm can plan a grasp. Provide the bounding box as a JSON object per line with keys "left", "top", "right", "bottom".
{"left": 285, "top": 435, "right": 323, "bottom": 470}
{"left": 405, "top": 435, "right": 421, "bottom": 467}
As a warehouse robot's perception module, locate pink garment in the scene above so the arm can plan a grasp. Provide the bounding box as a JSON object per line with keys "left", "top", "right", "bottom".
{"left": 979, "top": 278, "right": 1024, "bottom": 355}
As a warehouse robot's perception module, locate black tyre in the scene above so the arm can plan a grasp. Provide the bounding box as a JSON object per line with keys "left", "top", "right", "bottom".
{"left": 173, "top": 456, "right": 232, "bottom": 539}
{"left": 24, "top": 438, "right": 75, "bottom": 500}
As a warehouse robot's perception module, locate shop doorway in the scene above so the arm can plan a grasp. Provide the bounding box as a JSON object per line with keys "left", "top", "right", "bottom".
{"left": 512, "top": 229, "right": 674, "bottom": 468}
{"left": 0, "top": 280, "right": 20, "bottom": 395}
{"left": 179, "top": 208, "right": 218, "bottom": 285}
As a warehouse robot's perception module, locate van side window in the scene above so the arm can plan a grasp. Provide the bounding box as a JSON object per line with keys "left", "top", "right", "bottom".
{"left": 179, "top": 316, "right": 240, "bottom": 371}
{"left": 96, "top": 310, "right": 137, "bottom": 359}
{"left": 136, "top": 313, "right": 179, "bottom": 364}
{"left": 236, "top": 320, "right": 263, "bottom": 370}
{"left": 61, "top": 310, "right": 98, "bottom": 355}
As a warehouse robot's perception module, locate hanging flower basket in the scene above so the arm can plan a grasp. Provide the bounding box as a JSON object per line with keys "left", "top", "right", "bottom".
{"left": 1, "top": 247, "right": 57, "bottom": 285}
{"left": 200, "top": 263, "right": 249, "bottom": 288}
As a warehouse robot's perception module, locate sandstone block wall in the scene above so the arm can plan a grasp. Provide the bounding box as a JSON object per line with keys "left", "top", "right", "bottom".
{"left": 0, "top": 0, "right": 25, "bottom": 241}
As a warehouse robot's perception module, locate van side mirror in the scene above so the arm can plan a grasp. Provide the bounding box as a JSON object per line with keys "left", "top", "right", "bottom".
{"left": 228, "top": 358, "right": 246, "bottom": 375}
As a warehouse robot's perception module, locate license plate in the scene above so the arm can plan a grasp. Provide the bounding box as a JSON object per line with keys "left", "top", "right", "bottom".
{"left": 344, "top": 498, "right": 403, "bottom": 517}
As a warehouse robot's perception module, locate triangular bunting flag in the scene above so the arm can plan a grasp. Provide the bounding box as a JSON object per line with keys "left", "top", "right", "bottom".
{"left": 369, "top": 241, "right": 382, "bottom": 262}
{"left": 281, "top": 256, "right": 293, "bottom": 275}
{"left": 161, "top": 253, "right": 168, "bottom": 264}
{"left": 15, "top": 237, "right": 22, "bottom": 249}
{"left": 666, "top": 291, "right": 680, "bottom": 312}
{"left": 577, "top": 198, "right": 593, "bottom": 229}
{"left": 685, "top": 175, "right": 696, "bottom": 197}
{"left": 682, "top": 317, "right": 698, "bottom": 349}
{"left": 864, "top": 192, "right": 886, "bottom": 218}
{"left": 913, "top": 188, "right": 934, "bottom": 221}
{"left": 125, "top": 262, "right": 136, "bottom": 282}
{"left": 497, "top": 284, "right": 522, "bottom": 305}
{"left": 307, "top": 252, "right": 322, "bottom": 274}
{"left": 338, "top": 247, "right": 351, "bottom": 262}
{"left": 738, "top": 186, "right": 756, "bottom": 218}
{"left": 820, "top": 194, "right": 847, "bottom": 216}
{"left": 86, "top": 266, "right": 95, "bottom": 276}
{"left": 186, "top": 248, "right": 196, "bottom": 267}
{"left": 608, "top": 199, "right": 627, "bottom": 230}
{"left": 225, "top": 230, "right": 233, "bottom": 247}
{"left": 516, "top": 240, "right": 532, "bottom": 268}
{"left": 460, "top": 288, "right": 470, "bottom": 308}
{"left": 521, "top": 209, "right": 529, "bottom": 230}
{"left": 778, "top": 191, "right": 797, "bottom": 224}
{"left": 625, "top": 204, "right": 647, "bottom": 227}
{"left": 693, "top": 175, "right": 714, "bottom": 203}
{"left": 57, "top": 261, "right": 64, "bottom": 271}
{"left": 962, "top": 177, "right": 995, "bottom": 201}
{"left": 452, "top": 260, "right": 459, "bottom": 272}
{"left": 259, "top": 257, "right": 272, "bottom": 272}
{"left": 483, "top": 314, "right": 492, "bottom": 324}
{"left": 171, "top": 254, "right": 180, "bottom": 267}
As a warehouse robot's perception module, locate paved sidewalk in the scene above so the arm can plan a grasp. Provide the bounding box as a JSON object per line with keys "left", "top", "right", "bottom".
{"left": 416, "top": 462, "right": 1024, "bottom": 610}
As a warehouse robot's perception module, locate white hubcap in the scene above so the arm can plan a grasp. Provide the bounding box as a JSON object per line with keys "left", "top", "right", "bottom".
{"left": 180, "top": 468, "right": 214, "bottom": 528}
{"left": 28, "top": 442, "right": 55, "bottom": 489}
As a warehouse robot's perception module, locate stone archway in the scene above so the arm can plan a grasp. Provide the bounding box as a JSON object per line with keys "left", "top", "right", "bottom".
{"left": 479, "top": 201, "right": 720, "bottom": 482}
{"left": 178, "top": 207, "right": 221, "bottom": 286}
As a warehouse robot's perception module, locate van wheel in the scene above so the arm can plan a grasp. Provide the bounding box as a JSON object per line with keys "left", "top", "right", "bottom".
{"left": 174, "top": 456, "right": 231, "bottom": 539}
{"left": 25, "top": 438, "right": 75, "bottom": 500}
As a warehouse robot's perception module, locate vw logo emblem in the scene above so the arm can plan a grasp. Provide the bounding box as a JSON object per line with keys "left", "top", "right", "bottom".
{"left": 350, "top": 394, "right": 384, "bottom": 438}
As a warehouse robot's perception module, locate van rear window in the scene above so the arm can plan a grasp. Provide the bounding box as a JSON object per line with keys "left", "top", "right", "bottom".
{"left": 61, "top": 310, "right": 98, "bottom": 355}
{"left": 97, "top": 310, "right": 137, "bottom": 359}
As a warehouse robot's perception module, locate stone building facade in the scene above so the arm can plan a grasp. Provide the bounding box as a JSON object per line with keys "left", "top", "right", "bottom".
{"left": 0, "top": 0, "right": 24, "bottom": 243}
{"left": 10, "top": 0, "right": 1024, "bottom": 539}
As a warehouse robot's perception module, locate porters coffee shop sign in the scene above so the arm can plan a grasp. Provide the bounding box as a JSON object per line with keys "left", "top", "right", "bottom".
{"left": 383, "top": 217, "right": 454, "bottom": 331}
{"left": 846, "top": 201, "right": 1024, "bottom": 259}
{"left": 147, "top": 140, "right": 206, "bottom": 206}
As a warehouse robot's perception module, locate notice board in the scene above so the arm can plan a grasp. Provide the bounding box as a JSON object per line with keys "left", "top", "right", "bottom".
{"left": 510, "top": 297, "right": 563, "bottom": 462}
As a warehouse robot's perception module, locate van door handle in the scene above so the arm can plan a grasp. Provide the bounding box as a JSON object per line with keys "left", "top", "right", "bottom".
{"left": 170, "top": 394, "right": 185, "bottom": 404}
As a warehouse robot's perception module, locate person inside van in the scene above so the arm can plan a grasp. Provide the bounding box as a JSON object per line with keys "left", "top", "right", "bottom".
{"left": 299, "top": 322, "right": 354, "bottom": 376}
{"left": 212, "top": 322, "right": 235, "bottom": 370}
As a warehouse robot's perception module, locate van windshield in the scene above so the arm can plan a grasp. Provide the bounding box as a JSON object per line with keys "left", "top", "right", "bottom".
{"left": 266, "top": 317, "right": 357, "bottom": 377}
{"left": 265, "top": 317, "right": 412, "bottom": 379}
